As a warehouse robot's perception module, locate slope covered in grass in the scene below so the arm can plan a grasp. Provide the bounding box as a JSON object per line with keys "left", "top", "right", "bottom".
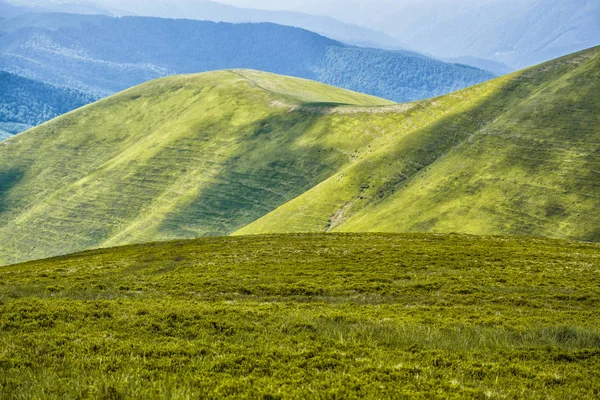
{"left": 1, "top": 233, "right": 599, "bottom": 398}
{"left": 0, "top": 47, "right": 598, "bottom": 265}
{"left": 239, "top": 46, "right": 600, "bottom": 242}
{"left": 0, "top": 70, "right": 394, "bottom": 264}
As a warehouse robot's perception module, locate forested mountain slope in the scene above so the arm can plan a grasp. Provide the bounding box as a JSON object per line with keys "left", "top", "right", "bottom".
{"left": 0, "top": 13, "right": 493, "bottom": 101}
{"left": 0, "top": 70, "right": 97, "bottom": 136}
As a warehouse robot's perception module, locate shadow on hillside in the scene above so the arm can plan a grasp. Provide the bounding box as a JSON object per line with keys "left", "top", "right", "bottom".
{"left": 151, "top": 109, "right": 336, "bottom": 238}
{"left": 161, "top": 51, "right": 599, "bottom": 242}
{"left": 357, "top": 50, "right": 599, "bottom": 241}
{"left": 0, "top": 169, "right": 24, "bottom": 215}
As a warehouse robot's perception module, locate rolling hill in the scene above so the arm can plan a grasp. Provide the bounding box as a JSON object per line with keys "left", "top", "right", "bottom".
{"left": 0, "top": 12, "right": 494, "bottom": 101}
{"left": 1, "top": 233, "right": 599, "bottom": 398}
{"left": 239, "top": 47, "right": 600, "bottom": 241}
{"left": 0, "top": 70, "right": 98, "bottom": 137}
{"left": 0, "top": 46, "right": 598, "bottom": 265}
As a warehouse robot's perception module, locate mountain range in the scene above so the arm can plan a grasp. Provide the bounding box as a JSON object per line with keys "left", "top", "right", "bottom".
{"left": 0, "top": 12, "right": 492, "bottom": 100}
{"left": 0, "top": 46, "right": 597, "bottom": 265}
{"left": 0, "top": 0, "right": 404, "bottom": 50}
{"left": 0, "top": 11, "right": 494, "bottom": 136}
{"left": 5, "top": 0, "right": 598, "bottom": 71}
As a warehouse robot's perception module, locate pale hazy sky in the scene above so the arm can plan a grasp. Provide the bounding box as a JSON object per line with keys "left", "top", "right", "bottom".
{"left": 214, "top": 0, "right": 413, "bottom": 12}
{"left": 217, "top": 0, "right": 313, "bottom": 8}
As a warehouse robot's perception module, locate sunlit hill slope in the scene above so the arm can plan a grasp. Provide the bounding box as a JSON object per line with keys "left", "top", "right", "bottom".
{"left": 0, "top": 46, "right": 598, "bottom": 264}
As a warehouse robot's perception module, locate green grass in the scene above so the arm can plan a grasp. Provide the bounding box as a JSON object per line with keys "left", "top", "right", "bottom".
{"left": 0, "top": 70, "right": 394, "bottom": 265}
{"left": 0, "top": 48, "right": 599, "bottom": 265}
{"left": 239, "top": 47, "right": 600, "bottom": 241}
{"left": 1, "top": 233, "right": 599, "bottom": 398}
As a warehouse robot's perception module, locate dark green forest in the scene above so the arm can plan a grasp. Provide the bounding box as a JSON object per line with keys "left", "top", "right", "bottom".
{"left": 0, "top": 71, "right": 97, "bottom": 135}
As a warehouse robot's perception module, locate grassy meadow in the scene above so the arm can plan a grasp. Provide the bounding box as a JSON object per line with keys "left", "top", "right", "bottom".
{"left": 1, "top": 233, "right": 599, "bottom": 398}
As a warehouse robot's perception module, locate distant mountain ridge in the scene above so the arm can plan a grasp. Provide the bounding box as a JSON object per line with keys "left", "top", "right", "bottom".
{"left": 6, "top": 0, "right": 597, "bottom": 71}
{"left": 441, "top": 57, "right": 514, "bottom": 77}
{"left": 0, "top": 0, "right": 32, "bottom": 17}
{"left": 290, "top": 0, "right": 600, "bottom": 70}
{"left": 0, "top": 13, "right": 493, "bottom": 100}
{"left": 0, "top": 0, "right": 404, "bottom": 50}
{"left": 0, "top": 129, "right": 11, "bottom": 141}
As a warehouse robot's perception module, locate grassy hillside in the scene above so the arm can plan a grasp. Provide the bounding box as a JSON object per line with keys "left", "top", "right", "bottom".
{"left": 0, "top": 47, "right": 598, "bottom": 265}
{"left": 238, "top": 46, "right": 600, "bottom": 242}
{"left": 0, "top": 70, "right": 393, "bottom": 264}
{"left": 0, "top": 233, "right": 599, "bottom": 398}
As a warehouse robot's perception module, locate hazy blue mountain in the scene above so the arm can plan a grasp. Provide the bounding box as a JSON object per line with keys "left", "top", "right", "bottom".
{"left": 441, "top": 57, "right": 513, "bottom": 77}
{"left": 397, "top": 0, "right": 599, "bottom": 69}
{"left": 0, "top": 13, "right": 494, "bottom": 102}
{"left": 0, "top": 70, "right": 97, "bottom": 137}
{"left": 0, "top": 121, "right": 32, "bottom": 138}
{"left": 0, "top": 0, "right": 33, "bottom": 17}
{"left": 8, "top": 0, "right": 597, "bottom": 70}
{"left": 0, "top": 0, "right": 116, "bottom": 16}
{"left": 279, "top": 0, "right": 600, "bottom": 69}
{"left": 1, "top": 0, "right": 403, "bottom": 50}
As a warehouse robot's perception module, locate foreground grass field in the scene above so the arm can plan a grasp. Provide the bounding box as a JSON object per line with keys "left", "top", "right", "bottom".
{"left": 1, "top": 233, "right": 599, "bottom": 398}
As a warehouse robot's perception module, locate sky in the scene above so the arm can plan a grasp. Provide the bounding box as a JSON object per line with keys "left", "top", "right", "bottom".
{"left": 5, "top": 0, "right": 419, "bottom": 16}
{"left": 216, "top": 0, "right": 317, "bottom": 9}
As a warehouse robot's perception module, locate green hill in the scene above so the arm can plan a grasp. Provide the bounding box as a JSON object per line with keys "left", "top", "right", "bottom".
{"left": 1, "top": 233, "right": 599, "bottom": 398}
{"left": 238, "top": 47, "right": 600, "bottom": 241}
{"left": 0, "top": 47, "right": 599, "bottom": 265}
